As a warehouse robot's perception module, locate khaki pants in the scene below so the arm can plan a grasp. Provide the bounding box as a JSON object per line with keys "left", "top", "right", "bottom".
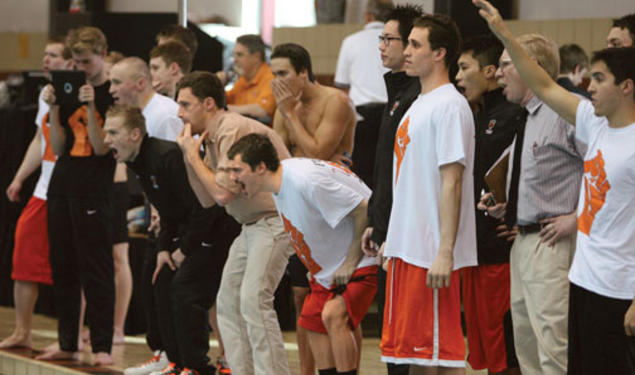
{"left": 216, "top": 215, "right": 294, "bottom": 375}
{"left": 509, "top": 231, "right": 575, "bottom": 375}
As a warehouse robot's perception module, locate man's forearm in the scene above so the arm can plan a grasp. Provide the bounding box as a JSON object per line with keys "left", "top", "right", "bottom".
{"left": 228, "top": 104, "right": 268, "bottom": 119}
{"left": 283, "top": 111, "right": 332, "bottom": 159}
{"left": 185, "top": 153, "right": 234, "bottom": 206}
{"left": 48, "top": 106, "right": 66, "bottom": 156}
{"left": 439, "top": 169, "right": 462, "bottom": 255}
{"left": 86, "top": 103, "right": 108, "bottom": 155}
{"left": 343, "top": 200, "right": 369, "bottom": 267}
{"left": 13, "top": 130, "right": 43, "bottom": 184}
{"left": 183, "top": 158, "right": 216, "bottom": 208}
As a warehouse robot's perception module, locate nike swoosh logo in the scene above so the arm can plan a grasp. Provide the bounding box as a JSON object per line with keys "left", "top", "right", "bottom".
{"left": 86, "top": 209, "right": 97, "bottom": 215}
{"left": 201, "top": 242, "right": 213, "bottom": 247}
{"left": 413, "top": 346, "right": 427, "bottom": 352}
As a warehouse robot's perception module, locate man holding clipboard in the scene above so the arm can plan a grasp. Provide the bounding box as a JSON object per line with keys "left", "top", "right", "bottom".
{"left": 36, "top": 26, "right": 116, "bottom": 366}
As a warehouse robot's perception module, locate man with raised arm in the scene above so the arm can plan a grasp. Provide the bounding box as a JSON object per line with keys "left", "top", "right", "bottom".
{"left": 176, "top": 71, "right": 293, "bottom": 375}
{"left": 379, "top": 14, "right": 477, "bottom": 375}
{"left": 226, "top": 133, "right": 378, "bottom": 375}
{"left": 455, "top": 35, "right": 523, "bottom": 375}
{"left": 271, "top": 43, "right": 356, "bottom": 163}
{"left": 36, "top": 26, "right": 116, "bottom": 365}
{"left": 475, "top": 1, "right": 635, "bottom": 372}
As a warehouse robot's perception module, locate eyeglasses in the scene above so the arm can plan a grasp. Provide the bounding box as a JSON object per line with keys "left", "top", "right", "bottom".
{"left": 378, "top": 35, "right": 402, "bottom": 46}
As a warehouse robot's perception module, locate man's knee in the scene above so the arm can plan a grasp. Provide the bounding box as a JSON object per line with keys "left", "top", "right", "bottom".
{"left": 321, "top": 297, "right": 348, "bottom": 331}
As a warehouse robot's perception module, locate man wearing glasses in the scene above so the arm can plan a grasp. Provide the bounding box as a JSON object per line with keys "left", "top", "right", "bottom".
{"left": 334, "top": 0, "right": 394, "bottom": 187}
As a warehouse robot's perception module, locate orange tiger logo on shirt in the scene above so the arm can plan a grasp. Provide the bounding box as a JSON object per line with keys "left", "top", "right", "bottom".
{"left": 281, "top": 213, "right": 322, "bottom": 275}
{"left": 578, "top": 150, "right": 611, "bottom": 235}
{"left": 67, "top": 106, "right": 104, "bottom": 157}
{"left": 394, "top": 116, "right": 411, "bottom": 185}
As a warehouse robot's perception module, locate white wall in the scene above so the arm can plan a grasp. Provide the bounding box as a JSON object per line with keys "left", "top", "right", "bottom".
{"left": 519, "top": 0, "right": 635, "bottom": 20}
{"left": 0, "top": 0, "right": 48, "bottom": 32}
{"left": 106, "top": 0, "right": 243, "bottom": 26}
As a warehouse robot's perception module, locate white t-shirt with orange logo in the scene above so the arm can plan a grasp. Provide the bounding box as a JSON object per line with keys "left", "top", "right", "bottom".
{"left": 569, "top": 100, "right": 635, "bottom": 300}
{"left": 33, "top": 89, "right": 56, "bottom": 200}
{"left": 384, "top": 83, "right": 477, "bottom": 269}
{"left": 273, "top": 158, "right": 376, "bottom": 289}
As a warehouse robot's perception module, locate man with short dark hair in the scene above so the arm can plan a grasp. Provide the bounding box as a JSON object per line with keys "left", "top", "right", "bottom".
{"left": 334, "top": 0, "right": 394, "bottom": 186}
{"left": 476, "top": 1, "right": 635, "bottom": 372}
{"left": 271, "top": 43, "right": 356, "bottom": 162}
{"left": 606, "top": 13, "right": 635, "bottom": 47}
{"left": 455, "top": 34, "right": 522, "bottom": 375}
{"left": 103, "top": 105, "right": 238, "bottom": 375}
{"left": 270, "top": 43, "right": 357, "bottom": 375}
{"left": 226, "top": 133, "right": 378, "bottom": 375}
{"left": 149, "top": 41, "right": 193, "bottom": 100}
{"left": 557, "top": 43, "right": 591, "bottom": 99}
{"left": 176, "top": 71, "right": 294, "bottom": 375}
{"left": 361, "top": 5, "right": 422, "bottom": 375}
{"left": 156, "top": 25, "right": 198, "bottom": 57}
{"left": 379, "top": 14, "right": 477, "bottom": 375}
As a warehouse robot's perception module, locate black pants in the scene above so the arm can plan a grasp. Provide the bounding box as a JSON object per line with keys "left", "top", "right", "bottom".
{"left": 142, "top": 239, "right": 163, "bottom": 352}
{"left": 352, "top": 103, "right": 385, "bottom": 189}
{"left": 568, "top": 282, "right": 635, "bottom": 375}
{"left": 153, "top": 228, "right": 237, "bottom": 374}
{"left": 47, "top": 195, "right": 115, "bottom": 353}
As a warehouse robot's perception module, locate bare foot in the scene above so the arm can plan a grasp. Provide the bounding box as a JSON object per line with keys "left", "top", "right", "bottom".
{"left": 0, "top": 333, "right": 32, "bottom": 349}
{"left": 81, "top": 329, "right": 90, "bottom": 343}
{"left": 112, "top": 333, "right": 125, "bottom": 345}
{"left": 35, "top": 349, "right": 79, "bottom": 361}
{"left": 93, "top": 352, "right": 113, "bottom": 366}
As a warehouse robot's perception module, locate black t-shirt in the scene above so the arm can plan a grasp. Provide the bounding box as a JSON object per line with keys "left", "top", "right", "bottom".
{"left": 48, "top": 81, "right": 115, "bottom": 197}
{"left": 473, "top": 88, "right": 525, "bottom": 264}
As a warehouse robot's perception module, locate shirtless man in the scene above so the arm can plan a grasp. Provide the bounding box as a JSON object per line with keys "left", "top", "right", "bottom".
{"left": 271, "top": 43, "right": 356, "bottom": 162}
{"left": 270, "top": 42, "right": 357, "bottom": 375}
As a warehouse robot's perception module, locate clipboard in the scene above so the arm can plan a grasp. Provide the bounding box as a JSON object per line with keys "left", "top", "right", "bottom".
{"left": 484, "top": 147, "right": 510, "bottom": 203}
{"left": 50, "top": 70, "right": 85, "bottom": 107}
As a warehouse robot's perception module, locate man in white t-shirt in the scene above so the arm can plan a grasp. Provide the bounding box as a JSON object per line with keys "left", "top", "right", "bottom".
{"left": 476, "top": 0, "right": 635, "bottom": 372}
{"left": 1, "top": 37, "right": 73, "bottom": 349}
{"left": 378, "top": 14, "right": 476, "bottom": 374}
{"left": 225, "top": 133, "right": 378, "bottom": 375}
{"left": 109, "top": 57, "right": 183, "bottom": 141}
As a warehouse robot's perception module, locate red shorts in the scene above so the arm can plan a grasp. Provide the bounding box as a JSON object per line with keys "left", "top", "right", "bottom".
{"left": 11, "top": 197, "right": 52, "bottom": 284}
{"left": 462, "top": 264, "right": 517, "bottom": 372}
{"left": 298, "top": 266, "right": 378, "bottom": 334}
{"left": 380, "top": 258, "right": 464, "bottom": 367}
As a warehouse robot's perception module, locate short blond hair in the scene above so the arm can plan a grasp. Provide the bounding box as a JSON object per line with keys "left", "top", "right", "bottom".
{"left": 66, "top": 26, "right": 108, "bottom": 55}
{"left": 517, "top": 33, "right": 560, "bottom": 80}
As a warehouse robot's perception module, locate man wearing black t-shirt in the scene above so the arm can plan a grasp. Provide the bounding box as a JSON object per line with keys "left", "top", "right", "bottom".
{"left": 37, "top": 26, "right": 116, "bottom": 366}
{"left": 455, "top": 35, "right": 523, "bottom": 375}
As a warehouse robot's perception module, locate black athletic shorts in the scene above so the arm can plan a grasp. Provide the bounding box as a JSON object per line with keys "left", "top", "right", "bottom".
{"left": 287, "top": 253, "right": 309, "bottom": 288}
{"left": 568, "top": 282, "right": 635, "bottom": 375}
{"left": 110, "top": 181, "right": 130, "bottom": 245}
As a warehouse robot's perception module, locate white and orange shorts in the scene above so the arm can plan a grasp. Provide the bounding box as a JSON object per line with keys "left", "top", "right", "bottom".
{"left": 380, "top": 258, "right": 464, "bottom": 367}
